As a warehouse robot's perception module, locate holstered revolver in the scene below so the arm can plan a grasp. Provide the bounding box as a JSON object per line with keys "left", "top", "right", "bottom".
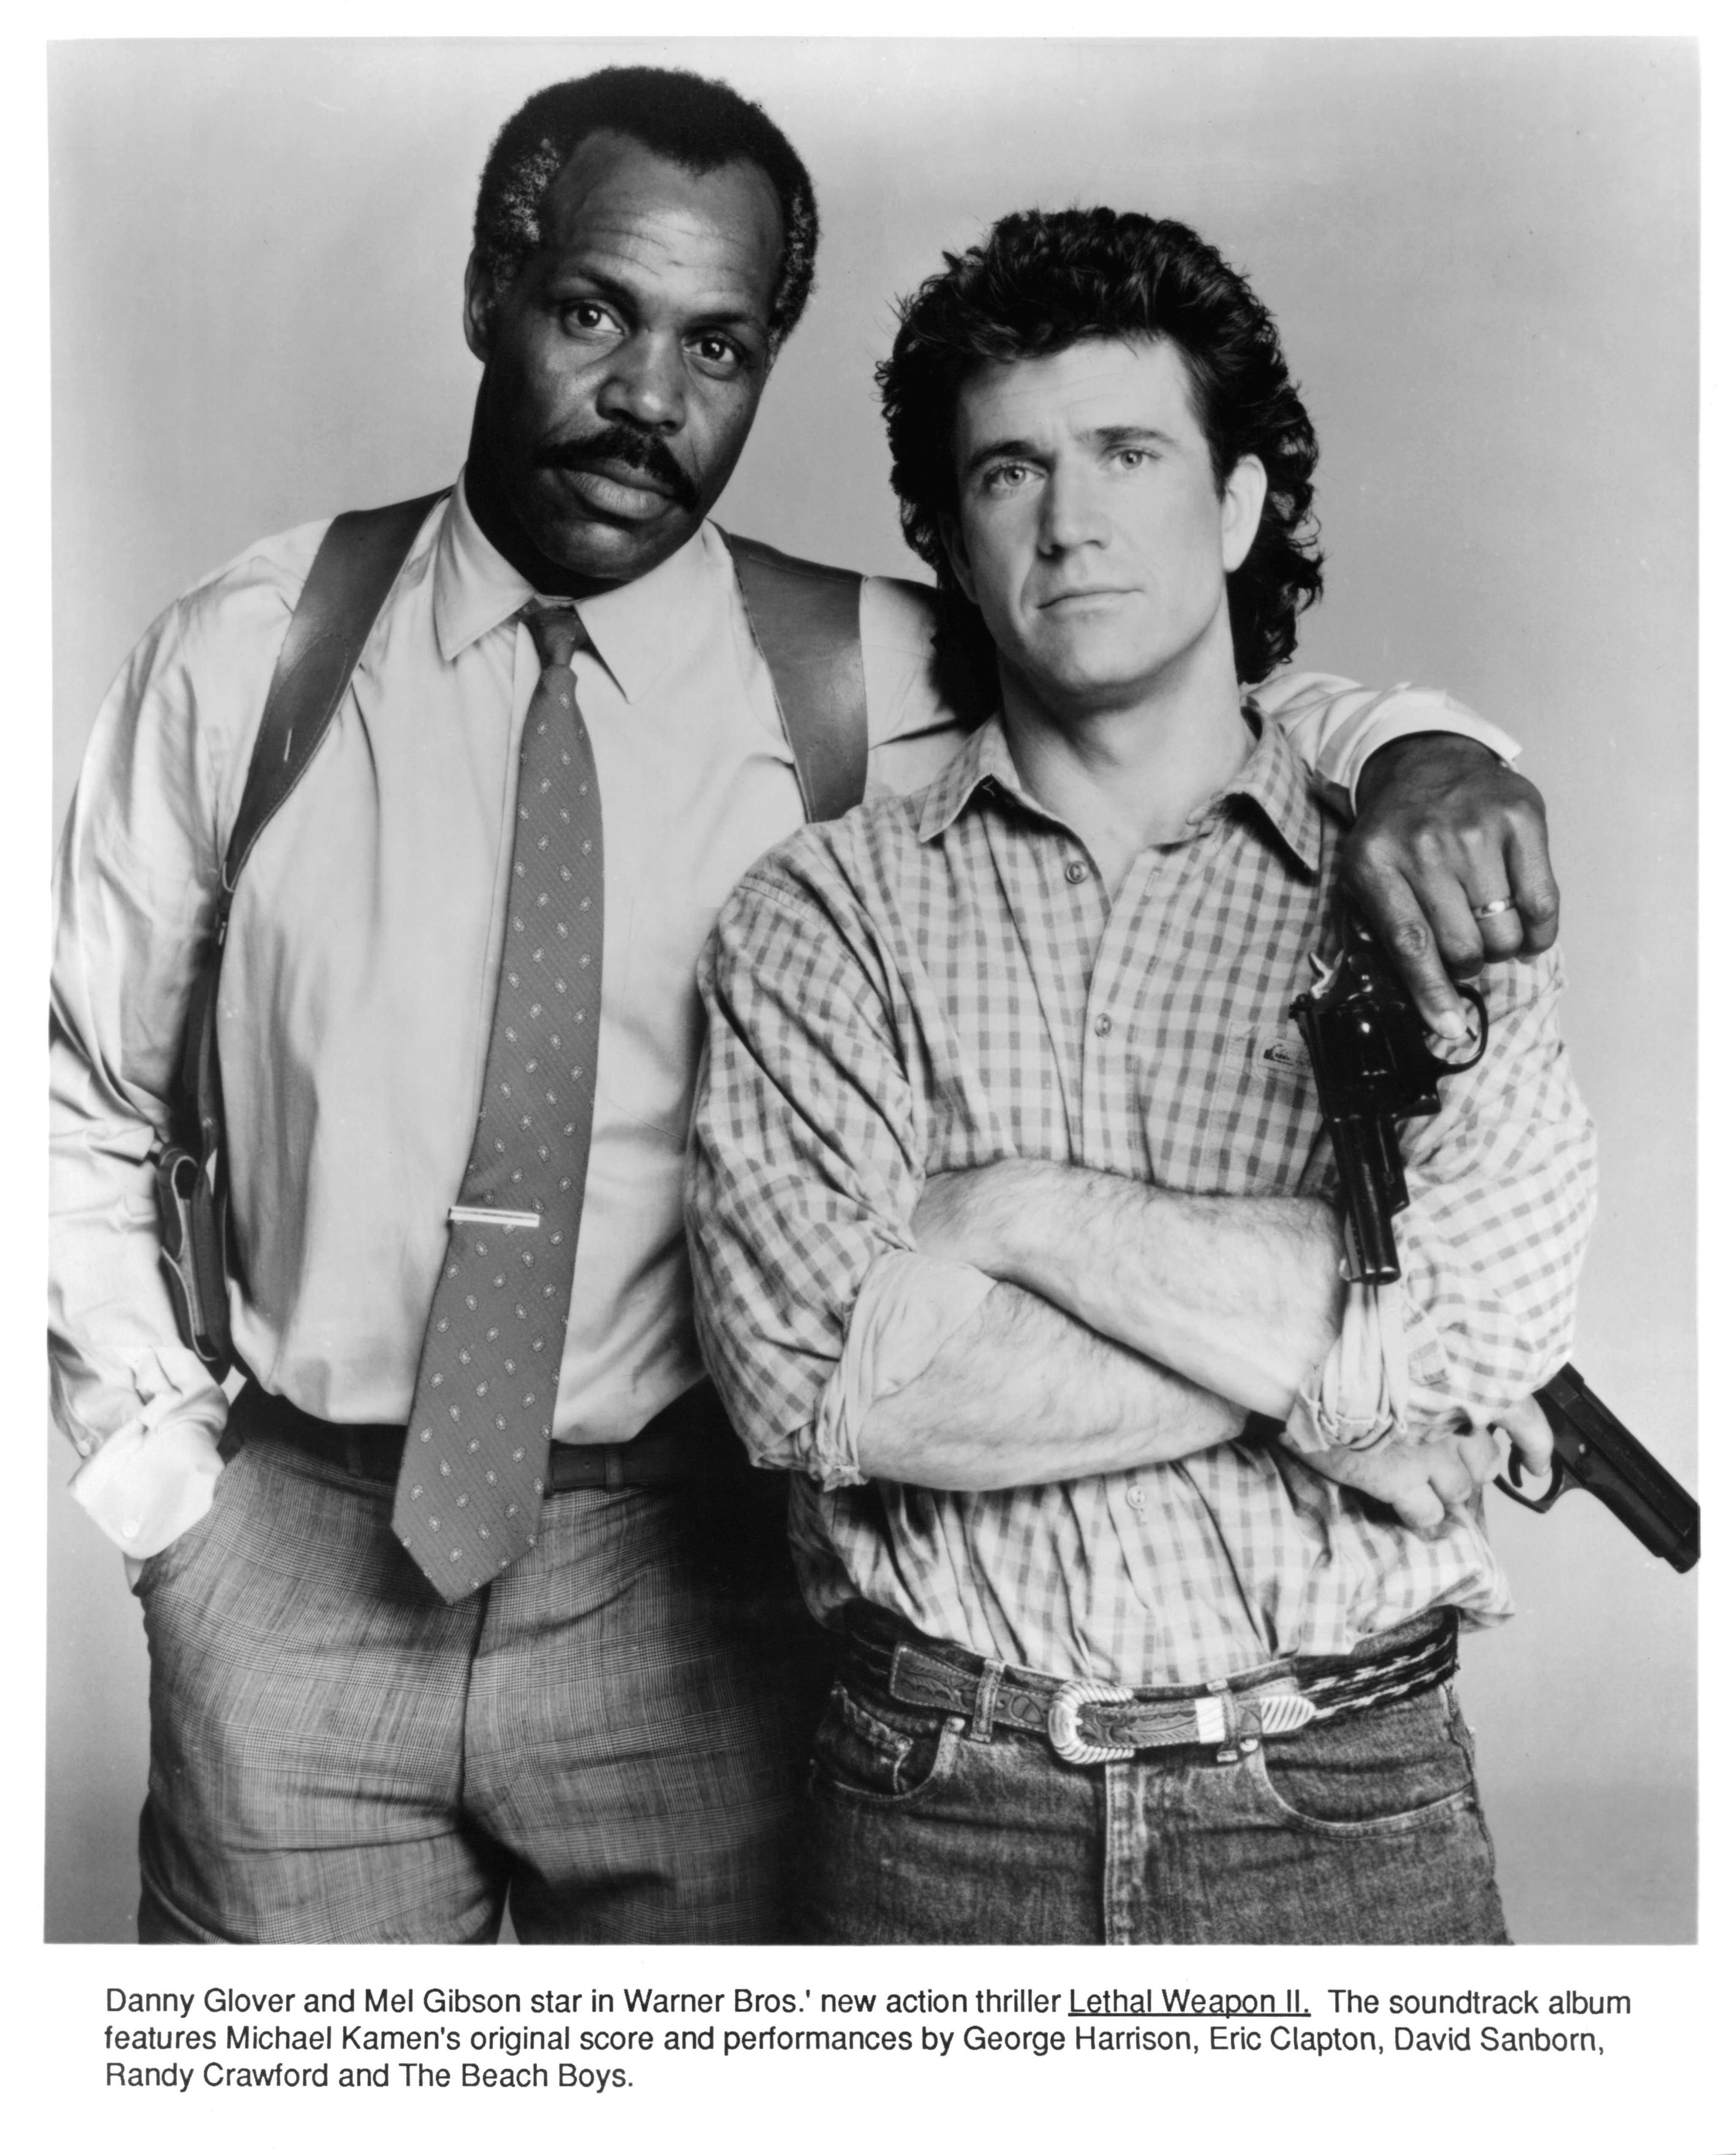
{"left": 153, "top": 936, "right": 236, "bottom": 1375}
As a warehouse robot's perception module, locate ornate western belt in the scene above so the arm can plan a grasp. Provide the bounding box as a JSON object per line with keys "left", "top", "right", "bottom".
{"left": 838, "top": 1602, "right": 1458, "bottom": 1767}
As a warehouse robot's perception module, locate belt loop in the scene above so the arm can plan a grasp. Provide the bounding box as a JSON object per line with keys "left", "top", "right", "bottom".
{"left": 345, "top": 1429, "right": 365, "bottom": 1480}
{"left": 604, "top": 1445, "right": 624, "bottom": 1492}
{"left": 970, "top": 1659, "right": 1004, "bottom": 1743}
{"left": 1206, "top": 1675, "right": 1239, "bottom": 1764}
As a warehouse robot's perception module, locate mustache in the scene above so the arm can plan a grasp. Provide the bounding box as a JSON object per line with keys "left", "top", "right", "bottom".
{"left": 540, "top": 425, "right": 699, "bottom": 512}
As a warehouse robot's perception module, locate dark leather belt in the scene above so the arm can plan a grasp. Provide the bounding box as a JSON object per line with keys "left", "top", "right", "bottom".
{"left": 229, "top": 1379, "right": 734, "bottom": 1493}
{"left": 837, "top": 1602, "right": 1458, "bottom": 1767}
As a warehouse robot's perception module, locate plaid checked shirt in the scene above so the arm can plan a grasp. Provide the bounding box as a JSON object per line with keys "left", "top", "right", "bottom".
{"left": 690, "top": 714, "right": 1596, "bottom": 1685}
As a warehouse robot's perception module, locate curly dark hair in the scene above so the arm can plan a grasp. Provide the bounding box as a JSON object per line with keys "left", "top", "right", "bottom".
{"left": 879, "top": 207, "right": 1323, "bottom": 687}
{"left": 472, "top": 68, "right": 819, "bottom": 348}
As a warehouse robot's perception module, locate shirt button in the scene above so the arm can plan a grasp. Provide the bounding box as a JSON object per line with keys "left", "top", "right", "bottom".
{"left": 120, "top": 1519, "right": 141, "bottom": 1541}
{"left": 1064, "top": 860, "right": 1088, "bottom": 885}
{"left": 1094, "top": 1014, "right": 1113, "bottom": 1037}
{"left": 1127, "top": 1487, "right": 1146, "bottom": 1509}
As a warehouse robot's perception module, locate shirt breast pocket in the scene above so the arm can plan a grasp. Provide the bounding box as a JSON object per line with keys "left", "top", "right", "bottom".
{"left": 1198, "top": 1020, "right": 1322, "bottom": 1193}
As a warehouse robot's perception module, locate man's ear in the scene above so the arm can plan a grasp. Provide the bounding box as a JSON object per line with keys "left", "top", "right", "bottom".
{"left": 939, "top": 511, "right": 979, "bottom": 606}
{"left": 463, "top": 252, "right": 496, "bottom": 365}
{"left": 1220, "top": 454, "right": 1268, "bottom": 574}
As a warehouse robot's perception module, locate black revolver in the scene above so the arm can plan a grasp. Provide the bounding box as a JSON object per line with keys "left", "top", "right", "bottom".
{"left": 1288, "top": 909, "right": 1488, "bottom": 1285}
{"left": 1290, "top": 909, "right": 1698, "bottom": 1573}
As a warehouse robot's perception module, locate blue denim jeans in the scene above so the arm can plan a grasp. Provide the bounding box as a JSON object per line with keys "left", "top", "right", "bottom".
{"left": 799, "top": 1661, "right": 1509, "bottom": 1945}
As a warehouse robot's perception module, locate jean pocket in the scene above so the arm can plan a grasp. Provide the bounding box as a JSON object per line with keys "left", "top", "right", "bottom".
{"left": 1248, "top": 1685, "right": 1479, "bottom": 1837}
{"left": 809, "top": 1680, "right": 962, "bottom": 1809}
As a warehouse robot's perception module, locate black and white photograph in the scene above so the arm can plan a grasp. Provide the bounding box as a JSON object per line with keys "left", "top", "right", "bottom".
{"left": 33, "top": 22, "right": 1717, "bottom": 2143}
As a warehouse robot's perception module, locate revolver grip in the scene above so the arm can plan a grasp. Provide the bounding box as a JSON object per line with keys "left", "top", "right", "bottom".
{"left": 154, "top": 1147, "right": 234, "bottom": 1377}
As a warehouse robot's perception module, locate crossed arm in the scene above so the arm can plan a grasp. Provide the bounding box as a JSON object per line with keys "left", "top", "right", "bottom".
{"left": 838, "top": 1276, "right": 1249, "bottom": 1488}
{"left": 689, "top": 853, "right": 1588, "bottom": 1535}
{"left": 853, "top": 1172, "right": 1547, "bottom": 1531}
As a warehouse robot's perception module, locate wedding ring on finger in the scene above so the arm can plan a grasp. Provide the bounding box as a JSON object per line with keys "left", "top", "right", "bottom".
{"left": 1471, "top": 895, "right": 1516, "bottom": 922}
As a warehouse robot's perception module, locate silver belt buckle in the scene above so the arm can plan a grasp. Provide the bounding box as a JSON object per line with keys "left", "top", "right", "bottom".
{"left": 1048, "top": 1678, "right": 1138, "bottom": 1766}
{"left": 1049, "top": 1676, "right": 1318, "bottom": 1766}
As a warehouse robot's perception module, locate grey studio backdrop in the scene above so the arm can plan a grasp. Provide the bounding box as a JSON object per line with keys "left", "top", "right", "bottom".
{"left": 47, "top": 38, "right": 1697, "bottom": 1945}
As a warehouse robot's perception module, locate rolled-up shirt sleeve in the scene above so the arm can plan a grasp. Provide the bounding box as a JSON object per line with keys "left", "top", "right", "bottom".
{"left": 1393, "top": 947, "right": 1596, "bottom": 1419}
{"left": 1251, "top": 672, "right": 1521, "bottom": 812}
{"left": 803, "top": 1251, "right": 995, "bottom": 1487}
{"left": 690, "top": 849, "right": 985, "bottom": 1481}
{"left": 1288, "top": 946, "right": 1596, "bottom": 1453}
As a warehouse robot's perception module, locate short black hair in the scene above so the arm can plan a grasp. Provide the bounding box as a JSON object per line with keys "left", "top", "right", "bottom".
{"left": 879, "top": 207, "right": 1324, "bottom": 685}
{"left": 473, "top": 67, "right": 819, "bottom": 347}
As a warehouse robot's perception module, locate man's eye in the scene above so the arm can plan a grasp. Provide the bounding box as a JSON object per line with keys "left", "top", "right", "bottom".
{"left": 1111, "top": 448, "right": 1152, "bottom": 472}
{"left": 560, "top": 302, "right": 616, "bottom": 335}
{"left": 691, "top": 333, "right": 745, "bottom": 371}
{"left": 982, "top": 462, "right": 1035, "bottom": 493}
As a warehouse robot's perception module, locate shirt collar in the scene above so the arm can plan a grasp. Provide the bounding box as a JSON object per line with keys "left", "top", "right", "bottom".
{"left": 433, "top": 472, "right": 535, "bottom": 661}
{"left": 433, "top": 469, "right": 712, "bottom": 702}
{"left": 916, "top": 717, "right": 1035, "bottom": 841}
{"left": 916, "top": 705, "right": 1322, "bottom": 879}
{"left": 1216, "top": 708, "right": 1323, "bottom": 878}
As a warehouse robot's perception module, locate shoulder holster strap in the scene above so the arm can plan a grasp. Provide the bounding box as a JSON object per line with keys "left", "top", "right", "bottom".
{"left": 190, "top": 488, "right": 447, "bottom": 1093}
{"left": 223, "top": 491, "right": 449, "bottom": 895}
{"left": 160, "top": 491, "right": 446, "bottom": 1374}
{"left": 722, "top": 530, "right": 869, "bottom": 823}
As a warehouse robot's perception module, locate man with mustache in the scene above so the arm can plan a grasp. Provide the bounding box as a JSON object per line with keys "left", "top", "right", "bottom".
{"left": 51, "top": 66, "right": 1556, "bottom": 1945}
{"left": 544, "top": 422, "right": 698, "bottom": 508}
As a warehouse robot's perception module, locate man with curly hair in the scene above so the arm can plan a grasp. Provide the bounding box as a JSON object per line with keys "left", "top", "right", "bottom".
{"left": 690, "top": 208, "right": 1594, "bottom": 1944}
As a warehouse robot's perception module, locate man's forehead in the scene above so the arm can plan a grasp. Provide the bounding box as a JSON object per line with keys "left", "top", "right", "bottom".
{"left": 537, "top": 131, "right": 783, "bottom": 308}
{"left": 955, "top": 335, "right": 1200, "bottom": 439}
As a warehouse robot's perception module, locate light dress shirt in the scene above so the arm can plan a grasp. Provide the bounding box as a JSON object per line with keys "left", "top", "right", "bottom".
{"left": 50, "top": 474, "right": 1519, "bottom": 1561}
{"left": 689, "top": 715, "right": 1595, "bottom": 1687}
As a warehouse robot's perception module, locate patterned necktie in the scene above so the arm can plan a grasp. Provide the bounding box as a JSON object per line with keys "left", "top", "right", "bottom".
{"left": 393, "top": 602, "right": 603, "bottom": 1601}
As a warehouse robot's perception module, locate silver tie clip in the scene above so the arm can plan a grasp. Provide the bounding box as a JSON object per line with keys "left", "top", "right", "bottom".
{"left": 448, "top": 1206, "right": 543, "bottom": 1230}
